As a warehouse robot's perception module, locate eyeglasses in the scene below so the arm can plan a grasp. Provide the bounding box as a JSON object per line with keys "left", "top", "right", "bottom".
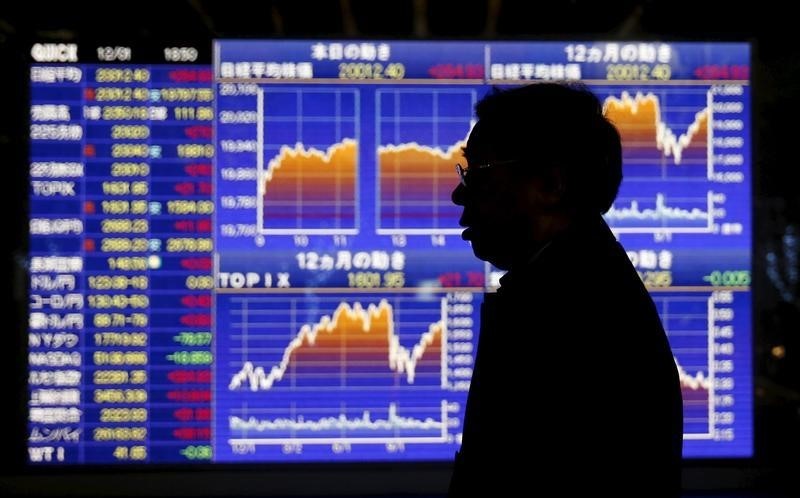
{"left": 455, "top": 159, "right": 521, "bottom": 187}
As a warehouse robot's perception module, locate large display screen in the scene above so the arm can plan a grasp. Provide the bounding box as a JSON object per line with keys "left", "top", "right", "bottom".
{"left": 27, "top": 40, "right": 751, "bottom": 464}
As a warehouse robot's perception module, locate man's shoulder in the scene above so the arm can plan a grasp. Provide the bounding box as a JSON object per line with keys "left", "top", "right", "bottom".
{"left": 498, "top": 220, "right": 659, "bottom": 333}
{"left": 507, "top": 218, "right": 636, "bottom": 292}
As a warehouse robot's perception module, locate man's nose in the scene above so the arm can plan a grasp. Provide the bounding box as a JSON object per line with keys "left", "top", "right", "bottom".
{"left": 452, "top": 182, "right": 467, "bottom": 206}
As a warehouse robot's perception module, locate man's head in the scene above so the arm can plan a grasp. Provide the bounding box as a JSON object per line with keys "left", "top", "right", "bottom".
{"left": 452, "top": 83, "right": 622, "bottom": 270}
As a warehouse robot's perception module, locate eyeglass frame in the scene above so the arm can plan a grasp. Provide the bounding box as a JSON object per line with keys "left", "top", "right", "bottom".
{"left": 455, "top": 159, "right": 522, "bottom": 187}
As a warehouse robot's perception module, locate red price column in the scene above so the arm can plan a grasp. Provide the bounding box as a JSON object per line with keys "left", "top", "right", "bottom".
{"left": 146, "top": 65, "right": 214, "bottom": 462}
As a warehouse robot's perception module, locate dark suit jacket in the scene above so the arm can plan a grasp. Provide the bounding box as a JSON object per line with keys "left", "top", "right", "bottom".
{"left": 449, "top": 215, "right": 683, "bottom": 497}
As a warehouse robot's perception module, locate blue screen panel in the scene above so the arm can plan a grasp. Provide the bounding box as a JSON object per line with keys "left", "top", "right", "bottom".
{"left": 27, "top": 40, "right": 751, "bottom": 464}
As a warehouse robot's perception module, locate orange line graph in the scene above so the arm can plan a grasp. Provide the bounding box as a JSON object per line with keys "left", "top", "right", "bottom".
{"left": 229, "top": 299, "right": 443, "bottom": 391}
{"left": 378, "top": 138, "right": 467, "bottom": 203}
{"left": 676, "top": 359, "right": 711, "bottom": 391}
{"left": 603, "top": 92, "right": 708, "bottom": 165}
{"left": 260, "top": 139, "right": 357, "bottom": 202}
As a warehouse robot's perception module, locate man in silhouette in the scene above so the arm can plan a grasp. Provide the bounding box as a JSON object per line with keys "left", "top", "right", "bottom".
{"left": 449, "top": 83, "right": 683, "bottom": 497}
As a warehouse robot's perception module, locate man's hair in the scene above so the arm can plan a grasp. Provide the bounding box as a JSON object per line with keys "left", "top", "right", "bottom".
{"left": 473, "top": 83, "right": 622, "bottom": 214}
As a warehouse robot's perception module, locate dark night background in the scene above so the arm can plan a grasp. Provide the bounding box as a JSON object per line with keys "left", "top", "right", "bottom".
{"left": 1, "top": 1, "right": 798, "bottom": 496}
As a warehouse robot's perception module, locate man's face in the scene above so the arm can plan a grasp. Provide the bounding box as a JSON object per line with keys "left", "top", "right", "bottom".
{"left": 451, "top": 121, "right": 530, "bottom": 270}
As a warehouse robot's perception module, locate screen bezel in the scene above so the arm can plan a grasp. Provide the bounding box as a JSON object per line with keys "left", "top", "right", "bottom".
{"left": 5, "top": 35, "right": 761, "bottom": 495}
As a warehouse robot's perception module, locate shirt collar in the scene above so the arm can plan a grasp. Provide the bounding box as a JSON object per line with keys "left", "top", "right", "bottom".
{"left": 497, "top": 240, "right": 553, "bottom": 292}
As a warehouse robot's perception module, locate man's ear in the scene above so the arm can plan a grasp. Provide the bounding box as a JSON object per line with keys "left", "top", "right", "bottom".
{"left": 529, "top": 166, "right": 566, "bottom": 208}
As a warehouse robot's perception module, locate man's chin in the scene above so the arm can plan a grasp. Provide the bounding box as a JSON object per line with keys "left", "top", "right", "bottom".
{"left": 469, "top": 240, "right": 511, "bottom": 270}
{"left": 469, "top": 240, "right": 494, "bottom": 263}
